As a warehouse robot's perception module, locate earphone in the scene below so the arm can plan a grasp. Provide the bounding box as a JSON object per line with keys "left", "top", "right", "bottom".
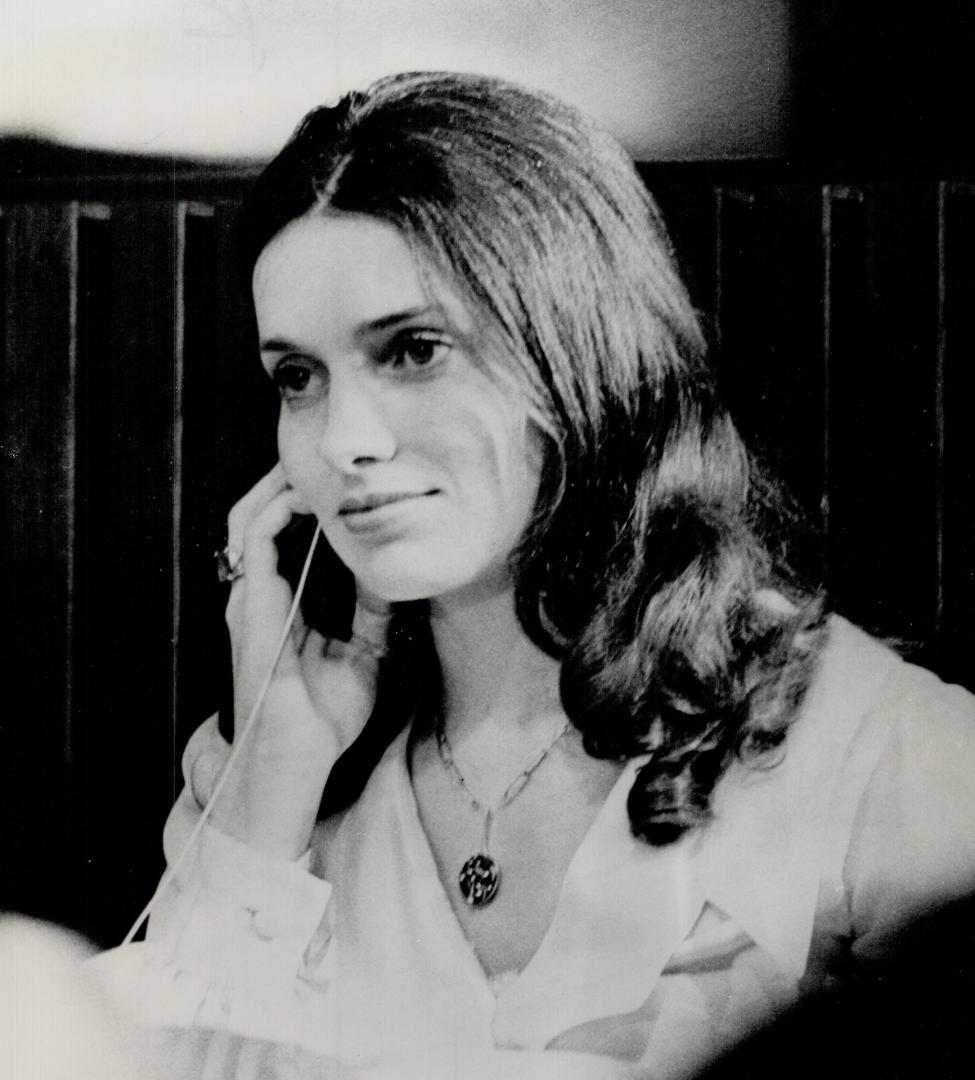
{"left": 120, "top": 525, "right": 324, "bottom": 946}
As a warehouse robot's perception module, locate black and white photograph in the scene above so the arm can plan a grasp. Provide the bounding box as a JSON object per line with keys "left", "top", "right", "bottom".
{"left": 2, "top": 2, "right": 974, "bottom": 1077}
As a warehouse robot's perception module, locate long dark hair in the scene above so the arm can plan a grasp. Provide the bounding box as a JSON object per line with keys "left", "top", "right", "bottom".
{"left": 239, "top": 71, "right": 825, "bottom": 844}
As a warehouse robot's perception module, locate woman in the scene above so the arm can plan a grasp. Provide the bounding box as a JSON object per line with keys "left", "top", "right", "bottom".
{"left": 96, "top": 72, "right": 975, "bottom": 1078}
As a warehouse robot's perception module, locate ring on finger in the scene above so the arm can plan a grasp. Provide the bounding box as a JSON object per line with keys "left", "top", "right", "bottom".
{"left": 350, "top": 629, "right": 388, "bottom": 662}
{"left": 215, "top": 545, "right": 245, "bottom": 584}
{"left": 323, "top": 631, "right": 388, "bottom": 663}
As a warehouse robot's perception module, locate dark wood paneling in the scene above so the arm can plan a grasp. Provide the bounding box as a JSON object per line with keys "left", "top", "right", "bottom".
{"left": 824, "top": 184, "right": 941, "bottom": 656}
{"left": 761, "top": 185, "right": 829, "bottom": 526}
{"left": 940, "top": 184, "right": 975, "bottom": 686}
{"left": 176, "top": 202, "right": 277, "bottom": 753}
{"left": 71, "top": 201, "right": 179, "bottom": 944}
{"left": 718, "top": 186, "right": 827, "bottom": 504}
{"left": 650, "top": 180, "right": 719, "bottom": 327}
{"left": 0, "top": 203, "right": 77, "bottom": 924}
{"left": 3, "top": 160, "right": 975, "bottom": 944}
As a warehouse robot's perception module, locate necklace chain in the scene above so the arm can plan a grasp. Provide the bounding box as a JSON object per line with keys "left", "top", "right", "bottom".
{"left": 433, "top": 714, "right": 570, "bottom": 908}
{"left": 434, "top": 715, "right": 570, "bottom": 819}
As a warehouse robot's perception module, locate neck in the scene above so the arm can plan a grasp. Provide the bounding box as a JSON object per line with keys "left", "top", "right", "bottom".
{"left": 429, "top": 579, "right": 564, "bottom": 748}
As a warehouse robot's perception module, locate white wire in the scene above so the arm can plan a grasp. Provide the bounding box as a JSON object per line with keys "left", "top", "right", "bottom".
{"left": 120, "top": 525, "right": 324, "bottom": 947}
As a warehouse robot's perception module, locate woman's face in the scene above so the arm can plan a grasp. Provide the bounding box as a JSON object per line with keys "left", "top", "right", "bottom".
{"left": 252, "top": 211, "right": 543, "bottom": 603}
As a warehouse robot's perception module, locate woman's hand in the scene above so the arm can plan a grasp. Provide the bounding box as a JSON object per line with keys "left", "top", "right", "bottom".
{"left": 208, "top": 464, "right": 390, "bottom": 860}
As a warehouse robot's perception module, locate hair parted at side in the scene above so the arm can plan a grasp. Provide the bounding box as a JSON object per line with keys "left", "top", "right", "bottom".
{"left": 240, "top": 70, "right": 826, "bottom": 845}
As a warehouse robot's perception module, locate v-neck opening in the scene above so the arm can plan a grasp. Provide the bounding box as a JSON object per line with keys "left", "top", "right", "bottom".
{"left": 396, "top": 723, "right": 498, "bottom": 1003}
{"left": 396, "top": 720, "right": 647, "bottom": 1001}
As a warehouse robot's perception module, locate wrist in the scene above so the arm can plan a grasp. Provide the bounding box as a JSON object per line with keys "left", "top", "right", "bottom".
{"left": 208, "top": 740, "right": 335, "bottom": 861}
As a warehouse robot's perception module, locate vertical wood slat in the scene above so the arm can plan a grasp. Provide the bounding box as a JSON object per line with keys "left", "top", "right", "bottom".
{"left": 939, "top": 183, "right": 975, "bottom": 685}
{"left": 649, "top": 176, "right": 721, "bottom": 328}
{"left": 0, "top": 203, "right": 78, "bottom": 924}
{"left": 821, "top": 185, "right": 832, "bottom": 549}
{"left": 824, "top": 185, "right": 885, "bottom": 633}
{"left": 172, "top": 204, "right": 191, "bottom": 808}
{"left": 763, "top": 184, "right": 829, "bottom": 529}
{"left": 71, "top": 199, "right": 179, "bottom": 944}
{"left": 175, "top": 203, "right": 221, "bottom": 760}
{"left": 715, "top": 187, "right": 761, "bottom": 437}
{"left": 714, "top": 184, "right": 827, "bottom": 581}
{"left": 823, "top": 183, "right": 941, "bottom": 656}
{"left": 870, "top": 182, "right": 940, "bottom": 657}
{"left": 71, "top": 206, "right": 111, "bottom": 936}
{"left": 176, "top": 200, "right": 278, "bottom": 753}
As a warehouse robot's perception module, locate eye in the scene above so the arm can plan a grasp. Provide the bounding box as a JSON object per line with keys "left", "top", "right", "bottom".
{"left": 382, "top": 331, "right": 452, "bottom": 372}
{"left": 270, "top": 357, "right": 327, "bottom": 405}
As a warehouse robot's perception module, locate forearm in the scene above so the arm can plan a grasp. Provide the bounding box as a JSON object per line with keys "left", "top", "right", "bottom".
{"left": 203, "top": 680, "right": 339, "bottom": 861}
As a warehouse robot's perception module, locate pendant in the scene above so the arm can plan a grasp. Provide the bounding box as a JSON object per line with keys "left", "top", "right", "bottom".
{"left": 459, "top": 853, "right": 500, "bottom": 907}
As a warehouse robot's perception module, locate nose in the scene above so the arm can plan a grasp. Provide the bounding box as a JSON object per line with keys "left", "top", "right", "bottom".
{"left": 315, "top": 370, "right": 396, "bottom": 471}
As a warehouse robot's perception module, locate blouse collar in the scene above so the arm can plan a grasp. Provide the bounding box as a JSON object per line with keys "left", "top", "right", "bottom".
{"left": 489, "top": 616, "right": 899, "bottom": 1048}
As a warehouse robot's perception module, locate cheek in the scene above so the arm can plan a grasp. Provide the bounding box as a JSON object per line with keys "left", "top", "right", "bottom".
{"left": 457, "top": 409, "right": 543, "bottom": 527}
{"left": 276, "top": 416, "right": 303, "bottom": 486}
{"left": 276, "top": 414, "right": 327, "bottom": 499}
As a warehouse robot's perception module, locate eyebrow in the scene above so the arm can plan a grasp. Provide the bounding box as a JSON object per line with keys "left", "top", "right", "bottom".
{"left": 260, "top": 337, "right": 304, "bottom": 355}
{"left": 360, "top": 305, "right": 445, "bottom": 334}
{"left": 259, "top": 305, "right": 447, "bottom": 354}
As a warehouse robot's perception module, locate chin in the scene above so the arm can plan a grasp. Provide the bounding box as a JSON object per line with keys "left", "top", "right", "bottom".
{"left": 346, "top": 551, "right": 512, "bottom": 606}
{"left": 352, "top": 568, "right": 466, "bottom": 604}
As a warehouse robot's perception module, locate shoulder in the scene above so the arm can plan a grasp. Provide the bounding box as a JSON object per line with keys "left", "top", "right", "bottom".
{"left": 787, "top": 614, "right": 975, "bottom": 784}
{"left": 793, "top": 615, "right": 975, "bottom": 862}
{"left": 689, "top": 617, "right": 975, "bottom": 977}
{"left": 804, "top": 618, "right": 975, "bottom": 952}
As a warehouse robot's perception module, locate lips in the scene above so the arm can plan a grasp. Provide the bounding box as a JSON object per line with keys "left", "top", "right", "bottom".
{"left": 338, "top": 490, "right": 439, "bottom": 516}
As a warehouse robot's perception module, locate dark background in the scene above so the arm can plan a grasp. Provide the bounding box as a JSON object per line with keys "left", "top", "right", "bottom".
{"left": 2, "top": 4, "right": 974, "bottom": 945}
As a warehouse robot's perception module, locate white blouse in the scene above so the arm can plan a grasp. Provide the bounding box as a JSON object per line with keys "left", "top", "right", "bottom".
{"left": 92, "top": 617, "right": 975, "bottom": 1078}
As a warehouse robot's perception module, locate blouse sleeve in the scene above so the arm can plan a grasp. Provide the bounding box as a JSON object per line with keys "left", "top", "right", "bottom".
{"left": 90, "top": 716, "right": 336, "bottom": 1049}
{"left": 843, "top": 665, "right": 975, "bottom": 963}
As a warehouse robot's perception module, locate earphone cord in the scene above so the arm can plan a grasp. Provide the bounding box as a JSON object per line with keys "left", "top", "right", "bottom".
{"left": 120, "top": 525, "right": 324, "bottom": 947}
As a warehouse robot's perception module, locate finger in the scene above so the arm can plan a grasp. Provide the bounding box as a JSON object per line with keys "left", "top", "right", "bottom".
{"left": 350, "top": 589, "right": 393, "bottom": 658}
{"left": 189, "top": 743, "right": 230, "bottom": 810}
{"left": 226, "top": 463, "right": 292, "bottom": 549}
{"left": 224, "top": 490, "right": 310, "bottom": 637}
{"left": 240, "top": 488, "right": 313, "bottom": 580}
{"left": 189, "top": 731, "right": 231, "bottom": 808}
{"left": 290, "top": 599, "right": 309, "bottom": 645}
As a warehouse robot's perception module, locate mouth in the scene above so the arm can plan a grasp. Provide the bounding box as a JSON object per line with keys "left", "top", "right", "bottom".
{"left": 338, "top": 489, "right": 440, "bottom": 517}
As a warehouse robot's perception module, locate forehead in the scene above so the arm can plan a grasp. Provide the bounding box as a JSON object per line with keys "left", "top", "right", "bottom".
{"left": 252, "top": 211, "right": 462, "bottom": 333}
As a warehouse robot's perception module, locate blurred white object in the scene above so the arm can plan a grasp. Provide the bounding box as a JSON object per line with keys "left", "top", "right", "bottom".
{"left": 0, "top": 917, "right": 153, "bottom": 1079}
